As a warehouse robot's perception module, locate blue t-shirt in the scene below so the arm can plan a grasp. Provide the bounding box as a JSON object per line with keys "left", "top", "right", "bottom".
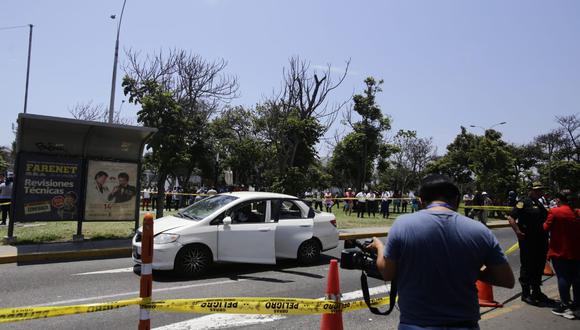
{"left": 384, "top": 209, "right": 507, "bottom": 326}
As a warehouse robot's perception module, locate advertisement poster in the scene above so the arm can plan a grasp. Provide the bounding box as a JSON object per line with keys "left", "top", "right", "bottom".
{"left": 16, "top": 154, "right": 82, "bottom": 221}
{"left": 84, "top": 160, "right": 138, "bottom": 221}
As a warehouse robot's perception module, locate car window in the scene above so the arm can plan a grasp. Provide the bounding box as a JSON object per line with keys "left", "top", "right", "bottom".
{"left": 230, "top": 200, "right": 267, "bottom": 224}
{"left": 273, "top": 199, "right": 306, "bottom": 220}
{"left": 180, "top": 195, "right": 238, "bottom": 221}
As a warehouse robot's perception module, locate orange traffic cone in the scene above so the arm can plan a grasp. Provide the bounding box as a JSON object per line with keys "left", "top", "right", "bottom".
{"left": 543, "top": 260, "right": 555, "bottom": 276}
{"left": 476, "top": 280, "right": 503, "bottom": 308}
{"left": 320, "top": 259, "right": 343, "bottom": 330}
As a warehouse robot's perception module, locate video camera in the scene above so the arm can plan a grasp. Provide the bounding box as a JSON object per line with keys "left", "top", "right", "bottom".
{"left": 340, "top": 239, "right": 383, "bottom": 280}
{"left": 340, "top": 239, "right": 398, "bottom": 316}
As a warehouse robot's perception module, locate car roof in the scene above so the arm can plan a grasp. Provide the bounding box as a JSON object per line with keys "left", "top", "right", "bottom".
{"left": 218, "top": 191, "right": 298, "bottom": 200}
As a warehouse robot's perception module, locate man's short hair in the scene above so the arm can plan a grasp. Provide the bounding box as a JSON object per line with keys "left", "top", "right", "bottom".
{"left": 95, "top": 171, "right": 108, "bottom": 180}
{"left": 419, "top": 174, "right": 460, "bottom": 204}
{"left": 118, "top": 172, "right": 129, "bottom": 180}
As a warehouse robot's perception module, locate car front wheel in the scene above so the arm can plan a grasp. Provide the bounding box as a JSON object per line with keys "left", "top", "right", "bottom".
{"left": 175, "top": 245, "right": 212, "bottom": 277}
{"left": 297, "top": 238, "right": 321, "bottom": 264}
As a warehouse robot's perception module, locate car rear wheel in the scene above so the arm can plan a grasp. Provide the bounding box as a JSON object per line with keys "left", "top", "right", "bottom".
{"left": 175, "top": 245, "right": 212, "bottom": 277}
{"left": 297, "top": 238, "right": 321, "bottom": 264}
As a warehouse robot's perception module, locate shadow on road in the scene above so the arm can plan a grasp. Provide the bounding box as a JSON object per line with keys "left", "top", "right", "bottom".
{"left": 133, "top": 253, "right": 337, "bottom": 283}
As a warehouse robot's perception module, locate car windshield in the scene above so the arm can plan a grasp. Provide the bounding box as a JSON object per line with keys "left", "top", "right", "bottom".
{"left": 178, "top": 195, "right": 238, "bottom": 221}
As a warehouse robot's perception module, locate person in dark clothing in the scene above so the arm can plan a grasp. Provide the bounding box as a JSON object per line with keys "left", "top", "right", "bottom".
{"left": 508, "top": 182, "right": 554, "bottom": 306}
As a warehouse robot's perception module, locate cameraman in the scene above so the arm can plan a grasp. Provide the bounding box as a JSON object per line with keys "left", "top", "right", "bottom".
{"left": 367, "top": 174, "right": 514, "bottom": 330}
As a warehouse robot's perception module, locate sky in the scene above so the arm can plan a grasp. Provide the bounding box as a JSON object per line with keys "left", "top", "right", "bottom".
{"left": 2, "top": 0, "right": 579, "bottom": 157}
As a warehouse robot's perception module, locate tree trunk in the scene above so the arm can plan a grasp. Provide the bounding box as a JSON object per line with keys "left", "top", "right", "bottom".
{"left": 156, "top": 172, "right": 168, "bottom": 219}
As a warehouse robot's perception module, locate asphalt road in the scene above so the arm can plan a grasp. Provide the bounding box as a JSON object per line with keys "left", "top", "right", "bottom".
{"left": 1, "top": 228, "right": 578, "bottom": 329}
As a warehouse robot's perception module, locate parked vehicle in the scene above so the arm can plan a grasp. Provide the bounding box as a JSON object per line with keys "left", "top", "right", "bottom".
{"left": 132, "top": 191, "right": 339, "bottom": 277}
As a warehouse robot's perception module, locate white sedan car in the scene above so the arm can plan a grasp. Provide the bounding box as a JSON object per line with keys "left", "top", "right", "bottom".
{"left": 132, "top": 191, "right": 339, "bottom": 277}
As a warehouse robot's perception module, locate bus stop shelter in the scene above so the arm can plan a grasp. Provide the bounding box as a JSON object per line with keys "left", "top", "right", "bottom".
{"left": 6, "top": 113, "right": 156, "bottom": 242}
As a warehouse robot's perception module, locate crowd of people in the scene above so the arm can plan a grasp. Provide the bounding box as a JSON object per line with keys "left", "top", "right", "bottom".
{"left": 303, "top": 188, "right": 420, "bottom": 219}
{"left": 139, "top": 184, "right": 249, "bottom": 211}
{"left": 367, "top": 176, "right": 580, "bottom": 327}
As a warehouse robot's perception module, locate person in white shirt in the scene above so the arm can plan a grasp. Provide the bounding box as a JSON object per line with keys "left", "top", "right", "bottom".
{"left": 367, "top": 190, "right": 377, "bottom": 217}
{"left": 0, "top": 176, "right": 14, "bottom": 225}
{"left": 381, "top": 191, "right": 391, "bottom": 219}
{"left": 356, "top": 190, "right": 367, "bottom": 218}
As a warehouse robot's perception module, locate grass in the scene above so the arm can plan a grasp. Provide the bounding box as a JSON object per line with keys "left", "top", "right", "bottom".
{"left": 0, "top": 205, "right": 507, "bottom": 245}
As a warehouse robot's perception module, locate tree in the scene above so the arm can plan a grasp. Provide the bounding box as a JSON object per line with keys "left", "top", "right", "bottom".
{"left": 208, "top": 106, "right": 267, "bottom": 187}
{"left": 386, "top": 130, "right": 435, "bottom": 193}
{"left": 330, "top": 77, "right": 391, "bottom": 190}
{"left": 427, "top": 127, "right": 515, "bottom": 200}
{"left": 123, "top": 79, "right": 187, "bottom": 218}
{"left": 124, "top": 49, "right": 238, "bottom": 194}
{"left": 555, "top": 114, "right": 579, "bottom": 162}
{"left": 256, "top": 57, "right": 349, "bottom": 194}
{"left": 534, "top": 130, "right": 565, "bottom": 191}
{"left": 68, "top": 100, "right": 131, "bottom": 124}
{"left": 0, "top": 146, "right": 10, "bottom": 174}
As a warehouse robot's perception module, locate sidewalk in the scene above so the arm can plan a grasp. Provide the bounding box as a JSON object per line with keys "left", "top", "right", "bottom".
{"left": 0, "top": 220, "right": 510, "bottom": 265}
{"left": 0, "top": 238, "right": 132, "bottom": 264}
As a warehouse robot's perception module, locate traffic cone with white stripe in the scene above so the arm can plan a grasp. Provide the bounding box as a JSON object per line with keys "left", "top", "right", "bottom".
{"left": 320, "top": 259, "right": 343, "bottom": 330}
{"left": 139, "top": 213, "right": 154, "bottom": 330}
{"left": 476, "top": 280, "right": 503, "bottom": 308}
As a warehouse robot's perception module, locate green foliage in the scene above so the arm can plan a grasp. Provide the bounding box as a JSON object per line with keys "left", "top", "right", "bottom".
{"left": 539, "top": 160, "right": 580, "bottom": 192}
{"left": 123, "top": 78, "right": 187, "bottom": 173}
{"left": 209, "top": 106, "right": 267, "bottom": 186}
{"left": 329, "top": 77, "right": 391, "bottom": 190}
{"left": 427, "top": 127, "right": 516, "bottom": 199}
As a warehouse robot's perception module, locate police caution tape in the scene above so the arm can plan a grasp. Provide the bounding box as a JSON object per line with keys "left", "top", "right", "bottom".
{"left": 0, "top": 298, "right": 141, "bottom": 324}
{"left": 144, "top": 296, "right": 391, "bottom": 315}
{"left": 0, "top": 296, "right": 391, "bottom": 323}
{"left": 0, "top": 201, "right": 10, "bottom": 206}
{"left": 466, "top": 206, "right": 512, "bottom": 211}
{"left": 504, "top": 242, "right": 519, "bottom": 256}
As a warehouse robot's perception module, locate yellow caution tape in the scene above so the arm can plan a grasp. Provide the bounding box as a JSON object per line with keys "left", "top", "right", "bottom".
{"left": 466, "top": 206, "right": 512, "bottom": 211}
{"left": 0, "top": 298, "right": 142, "bottom": 324}
{"left": 0, "top": 202, "right": 10, "bottom": 206}
{"left": 504, "top": 242, "right": 519, "bottom": 256}
{"left": 144, "top": 296, "right": 391, "bottom": 315}
{"left": 0, "top": 296, "right": 391, "bottom": 323}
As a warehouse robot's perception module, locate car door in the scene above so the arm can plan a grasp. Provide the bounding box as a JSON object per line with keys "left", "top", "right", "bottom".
{"left": 217, "top": 199, "right": 276, "bottom": 264}
{"left": 272, "top": 199, "right": 314, "bottom": 259}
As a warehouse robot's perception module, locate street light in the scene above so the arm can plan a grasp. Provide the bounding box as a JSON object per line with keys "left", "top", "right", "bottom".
{"left": 108, "top": 0, "right": 128, "bottom": 124}
{"left": 1, "top": 24, "right": 34, "bottom": 114}
{"left": 469, "top": 121, "right": 507, "bottom": 131}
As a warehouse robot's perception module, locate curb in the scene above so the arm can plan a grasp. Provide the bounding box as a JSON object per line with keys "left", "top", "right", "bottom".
{"left": 0, "top": 247, "right": 132, "bottom": 265}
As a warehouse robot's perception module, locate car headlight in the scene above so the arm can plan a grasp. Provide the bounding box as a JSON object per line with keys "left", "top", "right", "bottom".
{"left": 154, "top": 233, "right": 180, "bottom": 244}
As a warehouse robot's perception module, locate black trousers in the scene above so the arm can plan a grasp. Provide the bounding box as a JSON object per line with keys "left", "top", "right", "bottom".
{"left": 0, "top": 198, "right": 10, "bottom": 224}
{"left": 519, "top": 234, "right": 549, "bottom": 287}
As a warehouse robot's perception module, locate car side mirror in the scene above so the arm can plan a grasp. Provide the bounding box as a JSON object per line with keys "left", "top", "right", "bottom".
{"left": 223, "top": 216, "right": 232, "bottom": 226}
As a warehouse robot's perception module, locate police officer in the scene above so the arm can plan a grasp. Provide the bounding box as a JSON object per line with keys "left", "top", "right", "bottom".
{"left": 508, "top": 181, "right": 553, "bottom": 305}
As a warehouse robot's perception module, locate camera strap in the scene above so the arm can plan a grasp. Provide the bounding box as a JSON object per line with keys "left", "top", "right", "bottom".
{"left": 361, "top": 272, "right": 397, "bottom": 315}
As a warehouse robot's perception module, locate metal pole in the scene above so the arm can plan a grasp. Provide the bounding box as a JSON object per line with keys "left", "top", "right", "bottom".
{"left": 23, "top": 24, "right": 33, "bottom": 114}
{"left": 108, "top": 0, "right": 128, "bottom": 123}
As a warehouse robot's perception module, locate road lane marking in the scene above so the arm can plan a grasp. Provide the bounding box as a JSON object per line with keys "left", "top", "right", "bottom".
{"left": 29, "top": 279, "right": 248, "bottom": 307}
{"left": 153, "top": 314, "right": 286, "bottom": 330}
{"left": 153, "top": 284, "right": 390, "bottom": 330}
{"left": 72, "top": 267, "right": 135, "bottom": 275}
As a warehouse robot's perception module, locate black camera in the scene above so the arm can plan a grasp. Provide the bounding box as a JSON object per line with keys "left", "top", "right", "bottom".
{"left": 340, "top": 239, "right": 383, "bottom": 280}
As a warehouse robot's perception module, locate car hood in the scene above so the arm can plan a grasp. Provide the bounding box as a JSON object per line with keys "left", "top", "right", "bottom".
{"left": 151, "top": 215, "right": 191, "bottom": 235}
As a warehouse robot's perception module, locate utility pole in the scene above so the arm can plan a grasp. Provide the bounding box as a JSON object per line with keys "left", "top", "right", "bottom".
{"left": 23, "top": 24, "right": 33, "bottom": 114}
{"left": 108, "top": 0, "right": 128, "bottom": 123}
